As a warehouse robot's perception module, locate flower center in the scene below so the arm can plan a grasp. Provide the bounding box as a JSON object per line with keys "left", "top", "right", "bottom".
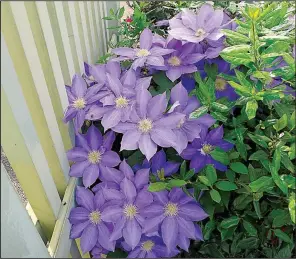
{"left": 195, "top": 28, "right": 206, "bottom": 37}
{"left": 177, "top": 117, "right": 186, "bottom": 128}
{"left": 115, "top": 96, "right": 129, "bottom": 108}
{"left": 202, "top": 144, "right": 214, "bottom": 154}
{"left": 89, "top": 211, "right": 101, "bottom": 224}
{"left": 72, "top": 98, "right": 86, "bottom": 109}
{"left": 136, "top": 49, "right": 150, "bottom": 57}
{"left": 138, "top": 119, "right": 153, "bottom": 133}
{"left": 88, "top": 150, "right": 101, "bottom": 164}
{"left": 141, "top": 240, "right": 155, "bottom": 252}
{"left": 215, "top": 78, "right": 227, "bottom": 91}
{"left": 168, "top": 56, "right": 181, "bottom": 66}
{"left": 164, "top": 202, "right": 178, "bottom": 216}
{"left": 123, "top": 204, "right": 138, "bottom": 219}
{"left": 89, "top": 75, "right": 95, "bottom": 81}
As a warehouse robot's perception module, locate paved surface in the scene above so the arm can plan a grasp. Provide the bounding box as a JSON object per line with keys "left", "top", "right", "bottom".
{"left": 1, "top": 147, "right": 28, "bottom": 206}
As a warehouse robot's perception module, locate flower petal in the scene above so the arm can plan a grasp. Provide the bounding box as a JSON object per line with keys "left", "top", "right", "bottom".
{"left": 150, "top": 47, "right": 175, "bottom": 56}
{"left": 177, "top": 216, "right": 196, "bottom": 239}
{"left": 99, "top": 165, "right": 124, "bottom": 184}
{"left": 150, "top": 128, "right": 177, "bottom": 148}
{"left": 206, "top": 125, "right": 224, "bottom": 143}
{"left": 138, "top": 134, "right": 157, "bottom": 161}
{"left": 123, "top": 219, "right": 142, "bottom": 250}
{"left": 106, "top": 73, "right": 122, "bottom": 97}
{"left": 190, "top": 153, "right": 207, "bottom": 173}
{"left": 67, "top": 148, "right": 88, "bottom": 162}
{"left": 103, "top": 130, "right": 116, "bottom": 151}
{"left": 147, "top": 92, "right": 167, "bottom": 120}
{"left": 69, "top": 207, "right": 90, "bottom": 224}
{"left": 120, "top": 130, "right": 141, "bottom": 151}
{"left": 134, "top": 168, "right": 150, "bottom": 190}
{"left": 76, "top": 186, "right": 95, "bottom": 211}
{"left": 161, "top": 217, "right": 178, "bottom": 252}
{"left": 109, "top": 216, "right": 126, "bottom": 241}
{"left": 166, "top": 67, "right": 183, "bottom": 82}
{"left": 101, "top": 109, "right": 122, "bottom": 131}
{"left": 103, "top": 188, "right": 124, "bottom": 201}
{"left": 80, "top": 224, "right": 98, "bottom": 253}
{"left": 85, "top": 105, "right": 112, "bottom": 121}
{"left": 180, "top": 144, "right": 197, "bottom": 160}
{"left": 101, "top": 151, "right": 121, "bottom": 167}
{"left": 154, "top": 113, "right": 185, "bottom": 128}
{"left": 98, "top": 222, "right": 116, "bottom": 251}
{"left": 101, "top": 206, "right": 123, "bottom": 222}
{"left": 112, "top": 122, "right": 137, "bottom": 134}
{"left": 70, "top": 221, "right": 90, "bottom": 239}
{"left": 119, "top": 160, "right": 134, "bottom": 180}
{"left": 136, "top": 87, "right": 152, "bottom": 118}
{"left": 179, "top": 203, "right": 209, "bottom": 221}
{"left": 71, "top": 74, "right": 87, "bottom": 97}
{"left": 94, "top": 191, "right": 105, "bottom": 209}
{"left": 153, "top": 190, "right": 169, "bottom": 205}
{"left": 135, "top": 188, "right": 153, "bottom": 208}
{"left": 170, "top": 82, "right": 188, "bottom": 106}
{"left": 140, "top": 204, "right": 163, "bottom": 218}
{"left": 140, "top": 28, "right": 153, "bottom": 50}
{"left": 83, "top": 164, "right": 100, "bottom": 188}
{"left": 112, "top": 47, "right": 136, "bottom": 58}
{"left": 163, "top": 162, "right": 180, "bottom": 177}
{"left": 86, "top": 125, "right": 103, "bottom": 150}
{"left": 106, "top": 61, "right": 121, "bottom": 78}
{"left": 143, "top": 215, "right": 165, "bottom": 234}
{"left": 120, "top": 177, "right": 137, "bottom": 202}
{"left": 146, "top": 56, "right": 165, "bottom": 66}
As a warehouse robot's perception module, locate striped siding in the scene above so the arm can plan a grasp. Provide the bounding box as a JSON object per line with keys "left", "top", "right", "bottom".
{"left": 1, "top": 1, "right": 118, "bottom": 257}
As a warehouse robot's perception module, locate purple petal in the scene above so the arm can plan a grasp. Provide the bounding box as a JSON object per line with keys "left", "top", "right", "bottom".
{"left": 113, "top": 122, "right": 137, "bottom": 134}
{"left": 80, "top": 224, "right": 98, "bottom": 253}
{"left": 67, "top": 148, "right": 88, "bottom": 162}
{"left": 190, "top": 153, "right": 207, "bottom": 173}
{"left": 70, "top": 221, "right": 90, "bottom": 239}
{"left": 71, "top": 74, "right": 87, "bottom": 97}
{"left": 106, "top": 73, "right": 122, "bottom": 97}
{"left": 168, "top": 27, "right": 196, "bottom": 42}
{"left": 194, "top": 114, "right": 216, "bottom": 128}
{"left": 154, "top": 113, "right": 185, "bottom": 128}
{"left": 179, "top": 203, "right": 209, "bottom": 221}
{"left": 173, "top": 129, "right": 188, "bottom": 154}
{"left": 86, "top": 125, "right": 103, "bottom": 150}
{"left": 150, "top": 128, "right": 177, "bottom": 148}
{"left": 101, "top": 151, "right": 121, "bottom": 167}
{"left": 74, "top": 110, "right": 86, "bottom": 133}
{"left": 90, "top": 64, "right": 106, "bottom": 86}
{"left": 121, "top": 68, "right": 137, "bottom": 87}
{"left": 110, "top": 216, "right": 126, "bottom": 241}
{"left": 153, "top": 190, "right": 169, "bottom": 205}
{"left": 112, "top": 47, "right": 136, "bottom": 58}
{"left": 147, "top": 92, "right": 167, "bottom": 120}
{"left": 206, "top": 125, "right": 224, "bottom": 143}
{"left": 128, "top": 248, "right": 141, "bottom": 258}
{"left": 181, "top": 9, "right": 198, "bottom": 31}
{"left": 161, "top": 217, "right": 178, "bottom": 252}
{"left": 69, "top": 161, "right": 90, "bottom": 177}
{"left": 140, "top": 28, "right": 153, "bottom": 50}
{"left": 94, "top": 191, "right": 105, "bottom": 209}
{"left": 63, "top": 107, "right": 77, "bottom": 122}
{"left": 181, "top": 144, "right": 197, "bottom": 160}
{"left": 163, "top": 162, "right": 180, "bottom": 177}
{"left": 209, "top": 156, "right": 228, "bottom": 172}
{"left": 76, "top": 186, "right": 95, "bottom": 211}
{"left": 132, "top": 57, "right": 147, "bottom": 70}
{"left": 166, "top": 67, "right": 183, "bottom": 82}
{"left": 99, "top": 166, "right": 124, "bottom": 184}
{"left": 146, "top": 56, "right": 165, "bottom": 66}
{"left": 169, "top": 187, "right": 184, "bottom": 202}
{"left": 194, "top": 224, "right": 204, "bottom": 241}
{"left": 75, "top": 133, "right": 91, "bottom": 152}
{"left": 197, "top": 4, "right": 214, "bottom": 27}
{"left": 101, "top": 206, "right": 123, "bottom": 222}
{"left": 215, "top": 139, "right": 234, "bottom": 151}
{"left": 177, "top": 234, "right": 190, "bottom": 252}
{"left": 136, "top": 76, "right": 152, "bottom": 90}
{"left": 150, "top": 150, "right": 166, "bottom": 173}
{"left": 177, "top": 217, "right": 196, "bottom": 239}
{"left": 140, "top": 204, "right": 163, "bottom": 218}
{"left": 205, "top": 10, "right": 224, "bottom": 31}
{"left": 103, "top": 130, "right": 116, "bottom": 151}
{"left": 123, "top": 219, "right": 142, "bottom": 249}
{"left": 143, "top": 215, "right": 165, "bottom": 234}
{"left": 106, "top": 61, "right": 121, "bottom": 78}
{"left": 103, "top": 188, "right": 124, "bottom": 201}
{"left": 137, "top": 87, "right": 152, "bottom": 118}
{"left": 83, "top": 164, "right": 99, "bottom": 188}
{"left": 182, "top": 121, "right": 201, "bottom": 142}
{"left": 98, "top": 222, "right": 116, "bottom": 251}
{"left": 138, "top": 134, "right": 157, "bottom": 161}
{"left": 135, "top": 188, "right": 153, "bottom": 208}
{"left": 120, "top": 177, "right": 137, "bottom": 202}
{"left": 85, "top": 105, "right": 112, "bottom": 121}
{"left": 185, "top": 53, "right": 205, "bottom": 64}
{"left": 121, "top": 130, "right": 141, "bottom": 151}
{"left": 170, "top": 82, "right": 189, "bottom": 106}
{"left": 101, "top": 109, "right": 122, "bottom": 131}
{"left": 69, "top": 207, "right": 89, "bottom": 224}
{"left": 150, "top": 47, "right": 175, "bottom": 56}
{"left": 119, "top": 160, "right": 134, "bottom": 180}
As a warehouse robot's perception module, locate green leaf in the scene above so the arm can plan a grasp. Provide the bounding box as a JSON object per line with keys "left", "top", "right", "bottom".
{"left": 275, "top": 245, "right": 292, "bottom": 258}
{"left": 210, "top": 111, "right": 228, "bottom": 123}
{"left": 283, "top": 175, "right": 296, "bottom": 190}
{"left": 107, "top": 249, "right": 128, "bottom": 258}
{"left": 230, "top": 162, "right": 248, "bottom": 174}
{"left": 220, "top": 46, "right": 254, "bottom": 67}
{"left": 249, "top": 150, "right": 268, "bottom": 161}
{"left": 210, "top": 189, "right": 221, "bottom": 203}
{"left": 184, "top": 169, "right": 195, "bottom": 181}
{"left": 280, "top": 151, "right": 295, "bottom": 173}
{"left": 237, "top": 237, "right": 259, "bottom": 249}
{"left": 206, "top": 165, "right": 217, "bottom": 185}
{"left": 180, "top": 161, "right": 186, "bottom": 179}
{"left": 273, "top": 229, "right": 293, "bottom": 244}
{"left": 253, "top": 200, "right": 262, "bottom": 219}
{"left": 168, "top": 179, "right": 186, "bottom": 188}
{"left": 243, "top": 220, "right": 257, "bottom": 236}
{"left": 288, "top": 193, "right": 296, "bottom": 224}
{"left": 189, "top": 106, "right": 208, "bottom": 119}
{"left": 203, "top": 220, "right": 216, "bottom": 241}
{"left": 211, "top": 102, "right": 230, "bottom": 113}
{"left": 228, "top": 81, "right": 253, "bottom": 96}
{"left": 220, "top": 226, "right": 237, "bottom": 241}
{"left": 235, "top": 70, "right": 253, "bottom": 89}
{"left": 288, "top": 111, "right": 295, "bottom": 130}
{"left": 273, "top": 211, "right": 292, "bottom": 228}
{"left": 220, "top": 216, "right": 240, "bottom": 229}
{"left": 148, "top": 182, "right": 167, "bottom": 192}
{"left": 252, "top": 71, "right": 273, "bottom": 84}
{"left": 261, "top": 41, "right": 290, "bottom": 55}
{"left": 249, "top": 176, "right": 274, "bottom": 193}
{"left": 210, "top": 148, "right": 230, "bottom": 165}
{"left": 215, "top": 181, "right": 238, "bottom": 191}
{"left": 152, "top": 72, "right": 174, "bottom": 93}
{"left": 226, "top": 170, "right": 235, "bottom": 182}
{"left": 198, "top": 176, "right": 211, "bottom": 187}
{"left": 117, "top": 7, "right": 125, "bottom": 19}
{"left": 271, "top": 149, "right": 288, "bottom": 195}
{"left": 273, "top": 114, "right": 288, "bottom": 132}
{"left": 221, "top": 29, "right": 250, "bottom": 44}
{"left": 247, "top": 133, "right": 269, "bottom": 148}
{"left": 235, "top": 128, "right": 247, "bottom": 160}
{"left": 204, "top": 63, "right": 218, "bottom": 79}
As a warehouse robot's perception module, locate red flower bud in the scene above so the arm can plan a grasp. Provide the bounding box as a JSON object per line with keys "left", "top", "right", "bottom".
{"left": 125, "top": 17, "right": 132, "bottom": 23}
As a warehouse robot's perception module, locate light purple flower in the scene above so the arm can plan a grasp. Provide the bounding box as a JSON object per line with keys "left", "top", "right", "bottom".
{"left": 91, "top": 243, "right": 108, "bottom": 258}
{"left": 112, "top": 87, "right": 185, "bottom": 160}
{"left": 69, "top": 187, "right": 115, "bottom": 253}
{"left": 161, "top": 39, "right": 205, "bottom": 82}
{"left": 63, "top": 75, "right": 107, "bottom": 133}
{"left": 112, "top": 28, "right": 175, "bottom": 70}
{"left": 181, "top": 126, "right": 234, "bottom": 173}
{"left": 67, "top": 125, "right": 120, "bottom": 187}
{"left": 168, "top": 5, "right": 225, "bottom": 43}
{"left": 142, "top": 188, "right": 208, "bottom": 252}
{"left": 121, "top": 235, "right": 180, "bottom": 258}
{"left": 169, "top": 82, "right": 216, "bottom": 153}
{"left": 133, "top": 149, "right": 180, "bottom": 178}
{"left": 101, "top": 178, "right": 153, "bottom": 249}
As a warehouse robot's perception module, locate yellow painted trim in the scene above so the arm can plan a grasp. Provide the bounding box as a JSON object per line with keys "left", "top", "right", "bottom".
{"left": 46, "top": 2, "right": 71, "bottom": 85}
{"left": 83, "top": 1, "right": 95, "bottom": 64}
{"left": 75, "top": 239, "right": 90, "bottom": 258}
{"left": 74, "top": 2, "right": 88, "bottom": 63}
{"left": 1, "top": 2, "right": 67, "bottom": 197}
{"left": 25, "top": 2, "right": 72, "bottom": 152}
{"left": 62, "top": 2, "right": 80, "bottom": 73}
{"left": 1, "top": 89, "right": 56, "bottom": 240}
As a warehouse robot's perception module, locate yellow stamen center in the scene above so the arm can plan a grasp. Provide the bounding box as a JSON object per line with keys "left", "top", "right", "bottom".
{"left": 215, "top": 78, "right": 227, "bottom": 91}
{"left": 141, "top": 240, "right": 155, "bottom": 252}
{"left": 164, "top": 202, "right": 178, "bottom": 216}
{"left": 202, "top": 144, "right": 214, "bottom": 154}
{"left": 89, "top": 75, "right": 95, "bottom": 81}
{"left": 136, "top": 49, "right": 150, "bottom": 57}
{"left": 72, "top": 98, "right": 86, "bottom": 109}
{"left": 89, "top": 211, "right": 101, "bottom": 224}
{"left": 115, "top": 96, "right": 129, "bottom": 108}
{"left": 168, "top": 56, "right": 181, "bottom": 66}
{"left": 138, "top": 119, "right": 153, "bottom": 133}
{"left": 88, "top": 151, "right": 101, "bottom": 164}
{"left": 123, "top": 204, "right": 138, "bottom": 219}
{"left": 195, "top": 28, "right": 206, "bottom": 37}
{"left": 177, "top": 117, "right": 186, "bottom": 128}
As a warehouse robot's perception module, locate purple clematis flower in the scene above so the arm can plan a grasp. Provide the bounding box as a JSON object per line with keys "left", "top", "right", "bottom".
{"left": 112, "top": 87, "right": 185, "bottom": 160}
{"left": 67, "top": 125, "right": 120, "bottom": 187}
{"left": 168, "top": 5, "right": 225, "bottom": 44}
{"left": 69, "top": 187, "right": 115, "bottom": 253}
{"left": 63, "top": 75, "right": 107, "bottom": 133}
{"left": 169, "top": 82, "right": 216, "bottom": 153}
{"left": 181, "top": 126, "right": 234, "bottom": 173}
{"left": 121, "top": 235, "right": 180, "bottom": 258}
{"left": 161, "top": 39, "right": 205, "bottom": 82}
{"left": 112, "top": 28, "right": 175, "bottom": 70}
{"left": 133, "top": 149, "right": 180, "bottom": 178}
{"left": 101, "top": 178, "right": 153, "bottom": 249}
{"left": 91, "top": 243, "right": 108, "bottom": 258}
{"left": 142, "top": 188, "right": 208, "bottom": 252}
